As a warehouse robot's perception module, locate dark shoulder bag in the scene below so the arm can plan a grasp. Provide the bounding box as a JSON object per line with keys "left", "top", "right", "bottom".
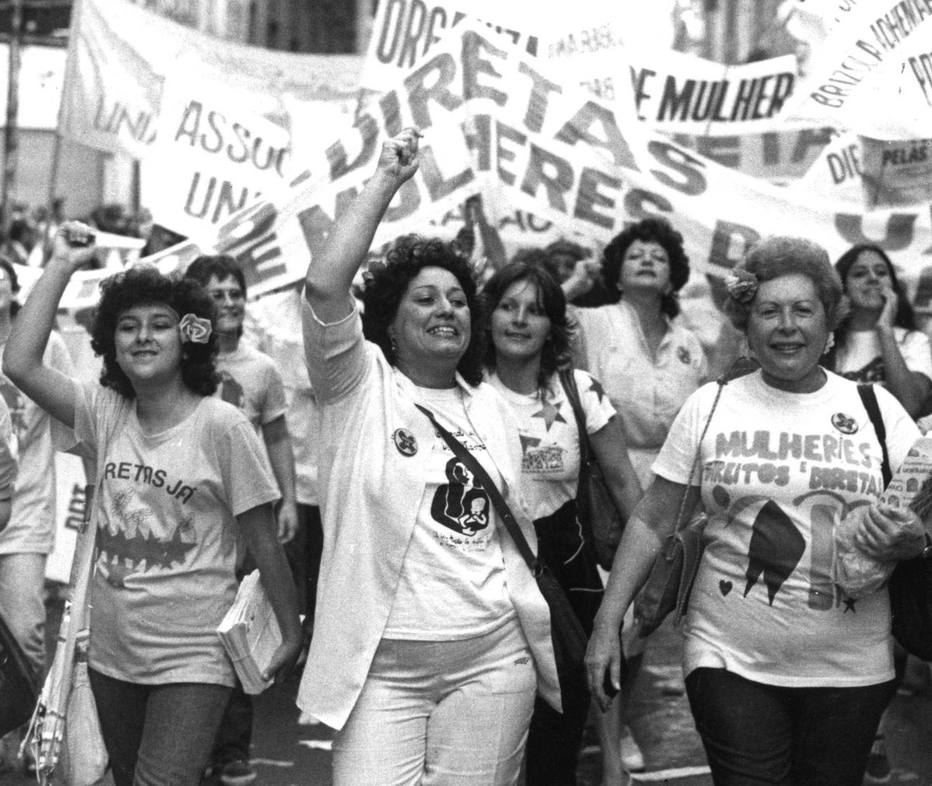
{"left": 858, "top": 384, "right": 932, "bottom": 661}
{"left": 560, "top": 368, "right": 625, "bottom": 570}
{"left": 414, "top": 404, "right": 589, "bottom": 691}
{"left": 634, "top": 374, "right": 728, "bottom": 638}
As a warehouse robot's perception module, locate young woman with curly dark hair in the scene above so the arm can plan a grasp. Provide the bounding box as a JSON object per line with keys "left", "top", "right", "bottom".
{"left": 297, "top": 129, "right": 560, "bottom": 785}
{"left": 481, "top": 260, "right": 642, "bottom": 785}
{"left": 3, "top": 231, "right": 301, "bottom": 786}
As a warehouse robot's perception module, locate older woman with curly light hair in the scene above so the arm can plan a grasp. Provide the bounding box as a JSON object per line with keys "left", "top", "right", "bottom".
{"left": 586, "top": 235, "right": 929, "bottom": 785}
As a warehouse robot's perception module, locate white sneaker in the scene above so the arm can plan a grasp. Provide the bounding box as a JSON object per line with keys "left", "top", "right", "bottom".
{"left": 620, "top": 726, "right": 645, "bottom": 772}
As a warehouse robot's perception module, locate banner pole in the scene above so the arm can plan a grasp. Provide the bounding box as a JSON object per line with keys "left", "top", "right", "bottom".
{"left": 50, "top": 0, "right": 86, "bottom": 218}
{"left": 1, "top": 0, "right": 23, "bottom": 234}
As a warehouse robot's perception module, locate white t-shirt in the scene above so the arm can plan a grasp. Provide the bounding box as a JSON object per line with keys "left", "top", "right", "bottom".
{"left": 383, "top": 385, "right": 514, "bottom": 640}
{"left": 0, "top": 331, "right": 75, "bottom": 554}
{"left": 73, "top": 382, "right": 280, "bottom": 686}
{"left": 835, "top": 326, "right": 932, "bottom": 385}
{"left": 213, "top": 343, "right": 287, "bottom": 433}
{"left": 488, "top": 369, "right": 615, "bottom": 521}
{"left": 654, "top": 370, "right": 919, "bottom": 688}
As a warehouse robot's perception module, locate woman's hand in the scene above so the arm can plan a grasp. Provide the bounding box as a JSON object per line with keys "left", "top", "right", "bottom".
{"left": 562, "top": 258, "right": 601, "bottom": 300}
{"left": 375, "top": 127, "right": 421, "bottom": 185}
{"left": 51, "top": 220, "right": 97, "bottom": 271}
{"left": 262, "top": 630, "right": 303, "bottom": 685}
{"left": 586, "top": 618, "right": 624, "bottom": 711}
{"left": 854, "top": 502, "right": 925, "bottom": 561}
{"left": 876, "top": 282, "right": 898, "bottom": 331}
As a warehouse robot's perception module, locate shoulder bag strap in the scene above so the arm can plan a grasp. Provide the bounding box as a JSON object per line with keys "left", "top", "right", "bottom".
{"left": 558, "top": 368, "right": 589, "bottom": 510}
{"left": 671, "top": 374, "right": 728, "bottom": 533}
{"left": 414, "top": 403, "right": 542, "bottom": 575}
{"left": 857, "top": 383, "right": 891, "bottom": 486}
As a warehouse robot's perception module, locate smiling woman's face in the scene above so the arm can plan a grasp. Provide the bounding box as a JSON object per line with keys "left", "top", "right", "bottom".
{"left": 746, "top": 273, "right": 829, "bottom": 394}
{"left": 491, "top": 279, "right": 551, "bottom": 364}
{"left": 389, "top": 266, "right": 471, "bottom": 374}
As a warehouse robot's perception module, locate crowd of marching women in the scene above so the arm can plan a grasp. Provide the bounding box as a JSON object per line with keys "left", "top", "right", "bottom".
{"left": 2, "top": 126, "right": 932, "bottom": 786}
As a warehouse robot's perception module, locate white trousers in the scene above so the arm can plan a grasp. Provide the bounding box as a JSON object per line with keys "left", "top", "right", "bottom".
{"left": 332, "top": 620, "right": 537, "bottom": 786}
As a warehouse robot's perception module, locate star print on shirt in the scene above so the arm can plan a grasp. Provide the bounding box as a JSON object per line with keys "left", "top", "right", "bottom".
{"left": 843, "top": 597, "right": 858, "bottom": 613}
{"left": 587, "top": 377, "right": 606, "bottom": 403}
{"left": 533, "top": 398, "right": 566, "bottom": 431}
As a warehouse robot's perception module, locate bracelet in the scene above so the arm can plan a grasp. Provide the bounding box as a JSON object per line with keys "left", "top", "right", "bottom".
{"left": 920, "top": 532, "right": 932, "bottom": 560}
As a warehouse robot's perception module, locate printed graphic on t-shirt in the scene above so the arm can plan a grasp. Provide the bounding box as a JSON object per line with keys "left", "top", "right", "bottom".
{"left": 96, "top": 462, "right": 200, "bottom": 588}
{"left": 218, "top": 370, "right": 246, "bottom": 410}
{"left": 430, "top": 456, "right": 491, "bottom": 537}
{"left": 522, "top": 390, "right": 569, "bottom": 474}
{"left": 705, "top": 423, "right": 880, "bottom": 610}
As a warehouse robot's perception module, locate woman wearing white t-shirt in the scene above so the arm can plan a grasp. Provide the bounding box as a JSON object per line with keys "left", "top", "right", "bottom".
{"left": 586, "top": 236, "right": 929, "bottom": 785}
{"left": 482, "top": 260, "right": 642, "bottom": 785}
{"left": 829, "top": 243, "right": 932, "bottom": 417}
{"left": 297, "top": 129, "right": 558, "bottom": 785}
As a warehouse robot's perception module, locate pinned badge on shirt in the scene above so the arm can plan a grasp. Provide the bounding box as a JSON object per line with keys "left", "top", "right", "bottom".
{"left": 831, "top": 412, "right": 858, "bottom": 435}
{"left": 677, "top": 346, "right": 691, "bottom": 365}
{"left": 393, "top": 428, "right": 418, "bottom": 456}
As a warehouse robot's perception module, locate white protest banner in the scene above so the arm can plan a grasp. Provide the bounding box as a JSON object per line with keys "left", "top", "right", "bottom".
{"left": 626, "top": 51, "right": 801, "bottom": 135}
{"left": 363, "top": 19, "right": 932, "bottom": 281}
{"left": 142, "top": 69, "right": 294, "bottom": 243}
{"left": 860, "top": 135, "right": 932, "bottom": 207}
{"left": 906, "top": 42, "right": 932, "bottom": 104}
{"left": 45, "top": 453, "right": 87, "bottom": 584}
{"left": 779, "top": 0, "right": 932, "bottom": 138}
{"left": 0, "top": 44, "right": 66, "bottom": 130}
{"left": 359, "top": 0, "right": 622, "bottom": 94}
{"left": 671, "top": 127, "right": 833, "bottom": 183}
{"left": 60, "top": 0, "right": 363, "bottom": 158}
{"left": 50, "top": 17, "right": 932, "bottom": 314}
{"left": 793, "top": 130, "right": 865, "bottom": 203}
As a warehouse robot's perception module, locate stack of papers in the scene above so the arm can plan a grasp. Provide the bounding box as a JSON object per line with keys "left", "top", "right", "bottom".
{"left": 216, "top": 570, "right": 281, "bottom": 695}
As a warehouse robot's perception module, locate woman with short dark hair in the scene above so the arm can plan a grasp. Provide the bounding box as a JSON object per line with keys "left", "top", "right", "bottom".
{"left": 296, "top": 129, "right": 559, "bottom": 785}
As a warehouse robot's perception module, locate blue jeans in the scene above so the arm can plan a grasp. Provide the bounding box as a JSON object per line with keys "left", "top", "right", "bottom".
{"left": 89, "top": 668, "right": 232, "bottom": 786}
{"left": 0, "top": 552, "right": 47, "bottom": 677}
{"left": 685, "top": 667, "right": 897, "bottom": 785}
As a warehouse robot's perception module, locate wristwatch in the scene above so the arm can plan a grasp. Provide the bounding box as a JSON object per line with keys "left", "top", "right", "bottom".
{"left": 921, "top": 532, "right": 932, "bottom": 560}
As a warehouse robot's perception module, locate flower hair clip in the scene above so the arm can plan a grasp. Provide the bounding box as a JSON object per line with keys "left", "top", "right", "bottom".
{"left": 724, "top": 269, "right": 759, "bottom": 304}
{"left": 178, "top": 313, "right": 212, "bottom": 344}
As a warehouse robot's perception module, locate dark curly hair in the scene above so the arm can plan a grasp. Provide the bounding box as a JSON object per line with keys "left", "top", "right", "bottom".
{"left": 481, "top": 261, "right": 573, "bottom": 390}
{"left": 91, "top": 265, "right": 219, "bottom": 399}
{"left": 361, "top": 235, "right": 484, "bottom": 386}
{"left": 601, "top": 217, "right": 690, "bottom": 318}
{"left": 722, "top": 236, "right": 847, "bottom": 334}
